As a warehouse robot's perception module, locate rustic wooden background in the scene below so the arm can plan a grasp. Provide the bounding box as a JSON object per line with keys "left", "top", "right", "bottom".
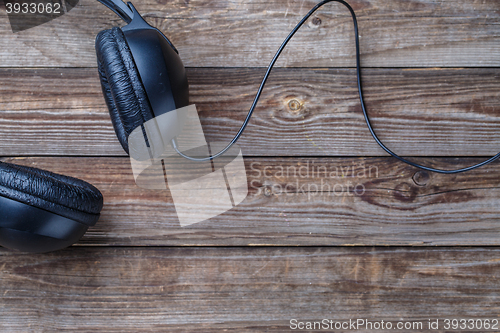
{"left": 1, "top": 0, "right": 500, "bottom": 331}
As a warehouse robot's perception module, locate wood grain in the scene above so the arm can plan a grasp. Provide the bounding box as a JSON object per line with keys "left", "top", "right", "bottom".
{"left": 0, "top": 67, "right": 499, "bottom": 157}
{"left": 0, "top": 0, "right": 499, "bottom": 68}
{"left": 1, "top": 246, "right": 500, "bottom": 332}
{"left": 1, "top": 1, "right": 499, "bottom": 329}
{"left": 3, "top": 156, "right": 500, "bottom": 246}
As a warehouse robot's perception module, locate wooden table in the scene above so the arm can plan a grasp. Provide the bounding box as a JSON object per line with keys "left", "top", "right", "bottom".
{"left": 1, "top": 0, "right": 500, "bottom": 331}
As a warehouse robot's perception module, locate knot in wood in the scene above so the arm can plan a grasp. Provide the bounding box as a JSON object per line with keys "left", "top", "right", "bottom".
{"left": 264, "top": 186, "right": 272, "bottom": 197}
{"left": 288, "top": 99, "right": 302, "bottom": 112}
{"left": 312, "top": 17, "right": 322, "bottom": 26}
{"left": 412, "top": 171, "right": 430, "bottom": 186}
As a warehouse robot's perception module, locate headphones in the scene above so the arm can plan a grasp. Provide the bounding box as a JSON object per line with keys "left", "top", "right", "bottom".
{"left": 0, "top": 158, "right": 103, "bottom": 253}
{"left": 95, "top": 0, "right": 189, "bottom": 153}
{"left": 1, "top": 0, "right": 498, "bottom": 253}
{"left": 0, "top": 0, "right": 189, "bottom": 253}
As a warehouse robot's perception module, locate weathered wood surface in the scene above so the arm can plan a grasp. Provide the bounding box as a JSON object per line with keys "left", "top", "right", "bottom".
{"left": 1, "top": 0, "right": 499, "bottom": 330}
{"left": 3, "top": 156, "right": 500, "bottom": 246}
{"left": 0, "top": 0, "right": 499, "bottom": 68}
{"left": 1, "top": 247, "right": 500, "bottom": 332}
{"left": 0, "top": 67, "right": 499, "bottom": 157}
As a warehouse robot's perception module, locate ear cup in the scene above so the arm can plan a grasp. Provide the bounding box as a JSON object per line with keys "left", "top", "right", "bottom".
{"left": 0, "top": 161, "right": 103, "bottom": 226}
{"left": 95, "top": 27, "right": 154, "bottom": 154}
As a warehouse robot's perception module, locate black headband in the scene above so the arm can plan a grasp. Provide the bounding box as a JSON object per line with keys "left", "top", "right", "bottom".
{"left": 97, "top": 0, "right": 134, "bottom": 23}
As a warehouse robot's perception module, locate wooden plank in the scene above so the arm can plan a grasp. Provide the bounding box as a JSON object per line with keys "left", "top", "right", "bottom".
{"left": 3, "top": 156, "right": 500, "bottom": 246}
{"left": 1, "top": 67, "right": 499, "bottom": 156}
{"left": 0, "top": 0, "right": 499, "bottom": 68}
{"left": 1, "top": 246, "right": 500, "bottom": 332}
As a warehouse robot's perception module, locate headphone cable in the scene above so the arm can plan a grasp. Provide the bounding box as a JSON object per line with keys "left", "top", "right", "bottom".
{"left": 172, "top": 0, "right": 500, "bottom": 174}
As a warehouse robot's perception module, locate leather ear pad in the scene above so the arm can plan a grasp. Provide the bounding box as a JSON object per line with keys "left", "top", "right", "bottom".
{"left": 0, "top": 162, "right": 103, "bottom": 226}
{"left": 95, "top": 27, "right": 154, "bottom": 154}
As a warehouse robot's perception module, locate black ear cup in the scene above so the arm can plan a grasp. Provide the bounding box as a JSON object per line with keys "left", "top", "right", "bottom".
{"left": 95, "top": 27, "right": 154, "bottom": 154}
{"left": 0, "top": 162, "right": 103, "bottom": 222}
{"left": 0, "top": 161, "right": 103, "bottom": 253}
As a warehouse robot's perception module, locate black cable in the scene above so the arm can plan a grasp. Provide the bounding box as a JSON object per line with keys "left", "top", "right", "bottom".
{"left": 172, "top": 0, "right": 500, "bottom": 173}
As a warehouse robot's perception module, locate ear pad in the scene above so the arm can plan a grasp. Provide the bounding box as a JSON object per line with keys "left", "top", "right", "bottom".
{"left": 95, "top": 27, "right": 154, "bottom": 154}
{"left": 0, "top": 162, "right": 103, "bottom": 224}
{"left": 0, "top": 161, "right": 103, "bottom": 252}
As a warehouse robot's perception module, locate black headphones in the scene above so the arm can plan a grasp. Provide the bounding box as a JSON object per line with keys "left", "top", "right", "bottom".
{"left": 1, "top": 0, "right": 498, "bottom": 253}
{"left": 0, "top": 0, "right": 188, "bottom": 253}
{"left": 0, "top": 159, "right": 103, "bottom": 253}
{"left": 95, "top": 0, "right": 189, "bottom": 154}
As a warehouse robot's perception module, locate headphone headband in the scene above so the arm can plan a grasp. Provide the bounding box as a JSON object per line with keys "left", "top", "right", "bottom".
{"left": 97, "top": 0, "right": 134, "bottom": 23}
